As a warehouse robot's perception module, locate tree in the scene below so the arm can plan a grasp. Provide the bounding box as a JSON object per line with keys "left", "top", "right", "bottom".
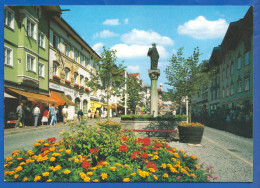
{"left": 87, "top": 46, "right": 126, "bottom": 120}
{"left": 165, "top": 47, "right": 215, "bottom": 122}
{"left": 126, "top": 76, "right": 144, "bottom": 114}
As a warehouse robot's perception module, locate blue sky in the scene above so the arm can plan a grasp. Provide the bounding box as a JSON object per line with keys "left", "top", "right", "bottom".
{"left": 60, "top": 5, "right": 249, "bottom": 91}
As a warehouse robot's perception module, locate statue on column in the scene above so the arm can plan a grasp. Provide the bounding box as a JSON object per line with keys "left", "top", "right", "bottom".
{"left": 147, "top": 43, "right": 159, "bottom": 70}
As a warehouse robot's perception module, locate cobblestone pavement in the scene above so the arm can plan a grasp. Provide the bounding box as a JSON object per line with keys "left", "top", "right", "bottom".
{"left": 4, "top": 119, "right": 253, "bottom": 182}
{"left": 168, "top": 126, "right": 253, "bottom": 182}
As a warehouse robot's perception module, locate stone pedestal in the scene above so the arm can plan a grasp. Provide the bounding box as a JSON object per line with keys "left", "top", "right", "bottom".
{"left": 148, "top": 70, "right": 160, "bottom": 117}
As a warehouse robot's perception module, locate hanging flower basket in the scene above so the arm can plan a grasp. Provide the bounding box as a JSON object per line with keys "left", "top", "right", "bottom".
{"left": 74, "top": 84, "right": 80, "bottom": 88}
{"left": 53, "top": 75, "right": 61, "bottom": 82}
{"left": 178, "top": 122, "right": 204, "bottom": 144}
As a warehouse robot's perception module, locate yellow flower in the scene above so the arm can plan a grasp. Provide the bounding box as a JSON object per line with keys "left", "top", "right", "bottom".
{"left": 52, "top": 153, "right": 61, "bottom": 157}
{"left": 19, "top": 162, "right": 26, "bottom": 166}
{"left": 87, "top": 171, "right": 93, "bottom": 176}
{"left": 190, "top": 155, "right": 198, "bottom": 160}
{"left": 153, "top": 155, "right": 159, "bottom": 160}
{"left": 115, "top": 163, "right": 123, "bottom": 167}
{"left": 103, "top": 161, "right": 109, "bottom": 166}
{"left": 171, "top": 158, "right": 177, "bottom": 162}
{"left": 11, "top": 150, "right": 20, "bottom": 155}
{"left": 84, "top": 176, "right": 91, "bottom": 182}
{"left": 170, "top": 167, "right": 178, "bottom": 173}
{"left": 167, "top": 164, "right": 172, "bottom": 168}
{"left": 93, "top": 179, "right": 99, "bottom": 182}
{"left": 196, "top": 165, "right": 199, "bottom": 170}
{"left": 79, "top": 172, "right": 86, "bottom": 179}
{"left": 183, "top": 154, "right": 187, "bottom": 158}
{"left": 153, "top": 175, "right": 158, "bottom": 180}
{"left": 38, "top": 140, "right": 44, "bottom": 143}
{"left": 130, "top": 173, "right": 136, "bottom": 176}
{"left": 27, "top": 150, "right": 34, "bottom": 156}
{"left": 23, "top": 177, "right": 28, "bottom": 181}
{"left": 65, "top": 150, "right": 71, "bottom": 154}
{"left": 15, "top": 166, "right": 23, "bottom": 172}
{"left": 64, "top": 169, "right": 71, "bottom": 175}
{"left": 34, "top": 176, "right": 41, "bottom": 182}
{"left": 91, "top": 167, "right": 97, "bottom": 171}
{"left": 148, "top": 154, "right": 153, "bottom": 157}
{"left": 17, "top": 157, "right": 23, "bottom": 161}
{"left": 153, "top": 152, "right": 158, "bottom": 155}
{"left": 5, "top": 156, "right": 12, "bottom": 162}
{"left": 161, "top": 163, "right": 167, "bottom": 169}
{"left": 173, "top": 153, "right": 180, "bottom": 158}
{"left": 33, "top": 143, "right": 41, "bottom": 147}
{"left": 50, "top": 157, "right": 56, "bottom": 162}
{"left": 54, "top": 165, "right": 61, "bottom": 171}
{"left": 9, "top": 171, "right": 15, "bottom": 175}
{"left": 8, "top": 161, "right": 13, "bottom": 165}
{"left": 163, "top": 173, "right": 168, "bottom": 178}
{"left": 179, "top": 149, "right": 184, "bottom": 153}
{"left": 138, "top": 170, "right": 150, "bottom": 178}
{"left": 42, "top": 172, "right": 50, "bottom": 177}
{"left": 46, "top": 179, "right": 52, "bottom": 182}
{"left": 74, "top": 158, "right": 79, "bottom": 163}
{"left": 101, "top": 173, "right": 108, "bottom": 180}
{"left": 149, "top": 168, "right": 156, "bottom": 173}
{"left": 14, "top": 174, "right": 19, "bottom": 179}
{"left": 4, "top": 164, "right": 8, "bottom": 168}
{"left": 59, "top": 149, "right": 65, "bottom": 152}
{"left": 49, "top": 166, "right": 54, "bottom": 171}
{"left": 123, "top": 178, "right": 130, "bottom": 182}
{"left": 125, "top": 164, "right": 130, "bottom": 168}
{"left": 44, "top": 143, "right": 49, "bottom": 146}
{"left": 191, "top": 173, "right": 196, "bottom": 178}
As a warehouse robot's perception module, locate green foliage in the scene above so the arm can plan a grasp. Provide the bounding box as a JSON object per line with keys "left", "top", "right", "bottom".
{"left": 121, "top": 114, "right": 187, "bottom": 121}
{"left": 126, "top": 76, "right": 144, "bottom": 114}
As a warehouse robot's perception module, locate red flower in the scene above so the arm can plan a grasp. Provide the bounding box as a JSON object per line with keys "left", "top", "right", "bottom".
{"left": 146, "top": 161, "right": 157, "bottom": 171}
{"left": 152, "top": 147, "right": 158, "bottom": 150}
{"left": 41, "top": 153, "right": 47, "bottom": 157}
{"left": 133, "top": 138, "right": 143, "bottom": 143}
{"left": 82, "top": 156, "right": 87, "bottom": 161}
{"left": 141, "top": 138, "right": 151, "bottom": 146}
{"left": 97, "top": 161, "right": 105, "bottom": 167}
{"left": 47, "top": 137, "right": 56, "bottom": 143}
{"left": 154, "top": 144, "right": 161, "bottom": 148}
{"left": 119, "top": 144, "right": 128, "bottom": 152}
{"left": 121, "top": 136, "right": 127, "bottom": 142}
{"left": 164, "top": 144, "right": 170, "bottom": 149}
{"left": 90, "top": 148, "right": 99, "bottom": 154}
{"left": 133, "top": 151, "right": 140, "bottom": 155}
{"left": 41, "top": 147, "right": 49, "bottom": 152}
{"left": 140, "top": 146, "right": 148, "bottom": 151}
{"left": 82, "top": 161, "right": 92, "bottom": 169}
{"left": 131, "top": 154, "right": 137, "bottom": 160}
{"left": 140, "top": 152, "right": 148, "bottom": 158}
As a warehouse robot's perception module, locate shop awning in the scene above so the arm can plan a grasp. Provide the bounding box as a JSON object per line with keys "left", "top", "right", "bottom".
{"left": 51, "top": 90, "right": 75, "bottom": 106}
{"left": 103, "top": 104, "right": 116, "bottom": 109}
{"left": 90, "top": 101, "right": 102, "bottom": 109}
{"left": 7, "top": 88, "right": 61, "bottom": 105}
{"left": 4, "top": 92, "right": 17, "bottom": 99}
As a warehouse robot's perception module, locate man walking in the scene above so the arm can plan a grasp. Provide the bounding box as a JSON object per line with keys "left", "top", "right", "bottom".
{"left": 62, "top": 105, "right": 68, "bottom": 124}
{"left": 49, "top": 104, "right": 56, "bottom": 126}
{"left": 15, "top": 102, "right": 24, "bottom": 128}
{"left": 33, "top": 104, "right": 40, "bottom": 127}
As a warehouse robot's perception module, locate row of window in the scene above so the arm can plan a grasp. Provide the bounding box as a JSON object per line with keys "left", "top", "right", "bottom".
{"left": 52, "top": 32, "right": 90, "bottom": 68}
{"left": 4, "top": 46, "right": 45, "bottom": 78}
{"left": 222, "top": 51, "right": 250, "bottom": 80}
{"left": 5, "top": 7, "right": 46, "bottom": 49}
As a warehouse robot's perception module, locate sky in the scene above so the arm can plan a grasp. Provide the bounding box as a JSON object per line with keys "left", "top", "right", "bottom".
{"left": 60, "top": 5, "right": 250, "bottom": 91}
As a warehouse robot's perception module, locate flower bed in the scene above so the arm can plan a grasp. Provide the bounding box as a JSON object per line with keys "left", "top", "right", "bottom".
{"left": 4, "top": 118, "right": 216, "bottom": 182}
{"left": 121, "top": 114, "right": 187, "bottom": 121}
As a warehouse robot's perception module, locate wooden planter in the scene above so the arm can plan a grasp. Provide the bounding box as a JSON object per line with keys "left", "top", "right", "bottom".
{"left": 178, "top": 126, "right": 204, "bottom": 144}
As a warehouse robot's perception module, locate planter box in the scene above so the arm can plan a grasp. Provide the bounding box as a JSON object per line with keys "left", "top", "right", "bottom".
{"left": 178, "top": 126, "right": 204, "bottom": 144}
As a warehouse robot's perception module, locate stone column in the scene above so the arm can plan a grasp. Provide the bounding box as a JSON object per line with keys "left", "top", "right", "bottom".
{"left": 148, "top": 70, "right": 160, "bottom": 117}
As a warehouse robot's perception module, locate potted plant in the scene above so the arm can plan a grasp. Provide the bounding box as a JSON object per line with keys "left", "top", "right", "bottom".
{"left": 53, "top": 75, "right": 61, "bottom": 82}
{"left": 178, "top": 122, "right": 205, "bottom": 144}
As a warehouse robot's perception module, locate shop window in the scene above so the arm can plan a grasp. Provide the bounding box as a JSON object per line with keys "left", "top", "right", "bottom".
{"left": 4, "top": 46, "right": 13, "bottom": 67}
{"left": 237, "top": 56, "right": 242, "bottom": 69}
{"left": 245, "top": 78, "right": 250, "bottom": 91}
{"left": 38, "top": 32, "right": 45, "bottom": 49}
{"left": 65, "top": 68, "right": 70, "bottom": 81}
{"left": 26, "top": 18, "right": 36, "bottom": 40}
{"left": 38, "top": 62, "right": 45, "bottom": 78}
{"left": 26, "top": 53, "right": 36, "bottom": 72}
{"left": 4, "top": 7, "right": 14, "bottom": 30}
{"left": 245, "top": 51, "right": 250, "bottom": 65}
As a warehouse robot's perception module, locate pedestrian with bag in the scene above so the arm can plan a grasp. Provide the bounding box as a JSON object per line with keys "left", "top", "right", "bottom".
{"left": 41, "top": 107, "right": 49, "bottom": 126}
{"left": 49, "top": 104, "right": 56, "bottom": 126}
{"left": 33, "top": 104, "right": 40, "bottom": 127}
{"left": 14, "top": 102, "right": 24, "bottom": 128}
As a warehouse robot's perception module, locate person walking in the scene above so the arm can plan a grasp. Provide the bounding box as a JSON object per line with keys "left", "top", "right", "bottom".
{"left": 14, "top": 102, "right": 24, "bottom": 128}
{"left": 41, "top": 107, "right": 49, "bottom": 126}
{"left": 62, "top": 105, "right": 68, "bottom": 124}
{"left": 77, "top": 109, "right": 84, "bottom": 122}
{"left": 49, "top": 104, "right": 56, "bottom": 126}
{"left": 33, "top": 104, "right": 40, "bottom": 127}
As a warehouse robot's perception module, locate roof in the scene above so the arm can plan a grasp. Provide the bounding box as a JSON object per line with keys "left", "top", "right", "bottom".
{"left": 128, "top": 73, "right": 139, "bottom": 77}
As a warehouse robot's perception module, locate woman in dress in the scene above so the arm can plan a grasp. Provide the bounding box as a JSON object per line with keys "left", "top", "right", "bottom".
{"left": 41, "top": 107, "right": 49, "bottom": 126}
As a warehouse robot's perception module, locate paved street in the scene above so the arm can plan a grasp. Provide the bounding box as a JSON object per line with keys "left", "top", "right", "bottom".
{"left": 4, "top": 120, "right": 253, "bottom": 182}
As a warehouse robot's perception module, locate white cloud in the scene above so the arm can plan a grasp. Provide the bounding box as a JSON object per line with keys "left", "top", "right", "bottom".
{"left": 127, "top": 65, "right": 140, "bottom": 73}
{"left": 92, "top": 43, "right": 104, "bottom": 54}
{"left": 103, "top": 19, "right": 120, "bottom": 25}
{"left": 93, "top": 30, "right": 119, "bottom": 39}
{"left": 177, "top": 16, "right": 229, "bottom": 39}
{"left": 124, "top": 18, "right": 129, "bottom": 24}
{"left": 111, "top": 44, "right": 169, "bottom": 59}
{"left": 121, "top": 29, "right": 174, "bottom": 46}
